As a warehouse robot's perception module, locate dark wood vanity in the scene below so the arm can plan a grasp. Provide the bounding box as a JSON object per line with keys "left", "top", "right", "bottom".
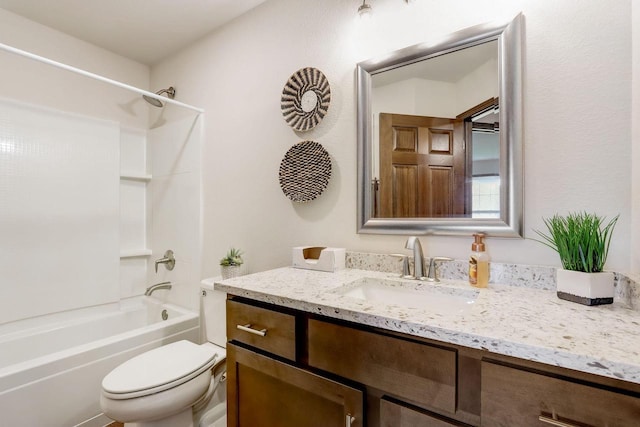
{"left": 226, "top": 296, "right": 640, "bottom": 427}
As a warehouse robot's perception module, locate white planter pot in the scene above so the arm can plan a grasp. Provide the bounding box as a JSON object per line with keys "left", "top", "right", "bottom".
{"left": 556, "top": 269, "right": 614, "bottom": 306}
{"left": 220, "top": 264, "right": 246, "bottom": 280}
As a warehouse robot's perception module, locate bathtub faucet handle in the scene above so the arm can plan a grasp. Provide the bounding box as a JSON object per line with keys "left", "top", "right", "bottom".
{"left": 154, "top": 250, "right": 175, "bottom": 273}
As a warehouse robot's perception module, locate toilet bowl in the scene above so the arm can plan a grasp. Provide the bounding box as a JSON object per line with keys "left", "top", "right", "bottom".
{"left": 100, "top": 283, "right": 228, "bottom": 427}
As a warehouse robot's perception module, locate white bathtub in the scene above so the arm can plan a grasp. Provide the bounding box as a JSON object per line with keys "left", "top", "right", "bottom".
{"left": 0, "top": 296, "right": 199, "bottom": 427}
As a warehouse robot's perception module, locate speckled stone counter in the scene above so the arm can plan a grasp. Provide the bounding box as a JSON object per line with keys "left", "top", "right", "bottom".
{"left": 214, "top": 266, "right": 640, "bottom": 385}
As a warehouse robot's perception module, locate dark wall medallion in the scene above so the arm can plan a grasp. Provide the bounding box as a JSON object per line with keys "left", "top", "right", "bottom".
{"left": 279, "top": 141, "right": 332, "bottom": 202}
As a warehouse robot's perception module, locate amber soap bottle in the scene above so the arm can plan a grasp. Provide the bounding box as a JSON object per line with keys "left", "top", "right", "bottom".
{"left": 469, "top": 233, "right": 489, "bottom": 288}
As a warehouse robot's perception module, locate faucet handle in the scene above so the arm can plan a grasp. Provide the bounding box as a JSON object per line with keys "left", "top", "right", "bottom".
{"left": 427, "top": 257, "right": 454, "bottom": 282}
{"left": 390, "top": 254, "right": 411, "bottom": 278}
{"left": 155, "top": 250, "right": 176, "bottom": 273}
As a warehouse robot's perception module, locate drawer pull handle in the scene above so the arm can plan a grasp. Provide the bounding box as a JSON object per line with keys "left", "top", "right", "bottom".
{"left": 539, "top": 415, "right": 580, "bottom": 427}
{"left": 345, "top": 414, "right": 355, "bottom": 426}
{"left": 237, "top": 324, "right": 267, "bottom": 336}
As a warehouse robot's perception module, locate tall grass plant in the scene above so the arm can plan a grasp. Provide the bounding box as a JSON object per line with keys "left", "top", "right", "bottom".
{"left": 534, "top": 212, "right": 618, "bottom": 273}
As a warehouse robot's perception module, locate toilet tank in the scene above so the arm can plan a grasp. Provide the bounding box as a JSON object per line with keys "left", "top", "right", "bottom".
{"left": 200, "top": 278, "right": 227, "bottom": 347}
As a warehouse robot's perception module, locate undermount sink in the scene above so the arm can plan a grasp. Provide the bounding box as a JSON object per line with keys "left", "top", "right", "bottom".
{"left": 333, "top": 277, "right": 478, "bottom": 314}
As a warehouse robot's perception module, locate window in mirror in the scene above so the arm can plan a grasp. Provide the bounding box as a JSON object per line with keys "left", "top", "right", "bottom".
{"left": 470, "top": 107, "right": 500, "bottom": 218}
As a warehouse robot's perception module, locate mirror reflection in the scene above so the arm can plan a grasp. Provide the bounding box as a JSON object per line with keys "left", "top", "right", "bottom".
{"left": 371, "top": 41, "right": 499, "bottom": 219}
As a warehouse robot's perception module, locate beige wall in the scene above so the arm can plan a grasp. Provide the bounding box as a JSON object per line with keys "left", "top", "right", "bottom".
{"left": 151, "top": 0, "right": 632, "bottom": 279}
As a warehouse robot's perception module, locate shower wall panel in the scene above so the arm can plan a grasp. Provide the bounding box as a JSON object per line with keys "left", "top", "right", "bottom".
{"left": 147, "top": 114, "right": 203, "bottom": 311}
{"left": 0, "top": 98, "right": 120, "bottom": 324}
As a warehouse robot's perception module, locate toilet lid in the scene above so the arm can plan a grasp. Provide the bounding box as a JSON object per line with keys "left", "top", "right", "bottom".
{"left": 102, "top": 340, "right": 217, "bottom": 397}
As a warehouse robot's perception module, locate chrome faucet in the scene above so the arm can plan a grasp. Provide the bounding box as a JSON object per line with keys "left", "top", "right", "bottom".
{"left": 155, "top": 250, "right": 175, "bottom": 273}
{"left": 145, "top": 281, "right": 172, "bottom": 296}
{"left": 405, "top": 236, "right": 426, "bottom": 279}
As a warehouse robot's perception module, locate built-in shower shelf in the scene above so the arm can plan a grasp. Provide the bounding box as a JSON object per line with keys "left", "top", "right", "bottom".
{"left": 120, "top": 173, "right": 152, "bottom": 182}
{"left": 120, "top": 249, "right": 152, "bottom": 258}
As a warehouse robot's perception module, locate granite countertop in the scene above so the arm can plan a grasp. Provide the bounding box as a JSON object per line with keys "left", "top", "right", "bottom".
{"left": 214, "top": 267, "right": 640, "bottom": 385}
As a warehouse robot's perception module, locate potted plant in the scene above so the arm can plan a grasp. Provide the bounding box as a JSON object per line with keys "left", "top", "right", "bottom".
{"left": 534, "top": 212, "right": 618, "bottom": 305}
{"left": 220, "top": 247, "right": 245, "bottom": 280}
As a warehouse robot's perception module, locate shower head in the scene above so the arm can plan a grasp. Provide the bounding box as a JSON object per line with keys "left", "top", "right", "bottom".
{"left": 143, "top": 86, "right": 175, "bottom": 107}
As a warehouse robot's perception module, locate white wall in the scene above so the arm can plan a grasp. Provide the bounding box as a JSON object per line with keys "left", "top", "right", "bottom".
{"left": 151, "top": 0, "right": 631, "bottom": 279}
{"left": 633, "top": 2, "right": 640, "bottom": 274}
{"left": 0, "top": 8, "right": 149, "bottom": 128}
{"left": 374, "top": 78, "right": 458, "bottom": 118}
{"left": 456, "top": 58, "right": 499, "bottom": 114}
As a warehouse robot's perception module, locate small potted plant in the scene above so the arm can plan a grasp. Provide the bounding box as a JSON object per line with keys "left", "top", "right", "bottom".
{"left": 220, "top": 247, "right": 245, "bottom": 280}
{"left": 534, "top": 212, "right": 618, "bottom": 305}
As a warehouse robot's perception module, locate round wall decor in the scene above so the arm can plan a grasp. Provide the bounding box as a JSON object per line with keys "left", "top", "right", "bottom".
{"left": 281, "top": 67, "right": 331, "bottom": 132}
{"left": 279, "top": 141, "right": 332, "bottom": 203}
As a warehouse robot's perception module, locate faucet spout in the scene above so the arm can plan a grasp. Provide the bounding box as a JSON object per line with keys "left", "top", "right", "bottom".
{"left": 405, "top": 236, "right": 426, "bottom": 279}
{"left": 145, "top": 281, "right": 172, "bottom": 296}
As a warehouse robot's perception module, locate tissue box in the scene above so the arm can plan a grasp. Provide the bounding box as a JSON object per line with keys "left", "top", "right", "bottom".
{"left": 292, "top": 246, "right": 346, "bottom": 272}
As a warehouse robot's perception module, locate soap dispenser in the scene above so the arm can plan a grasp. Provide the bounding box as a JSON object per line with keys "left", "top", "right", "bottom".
{"left": 469, "top": 233, "right": 489, "bottom": 288}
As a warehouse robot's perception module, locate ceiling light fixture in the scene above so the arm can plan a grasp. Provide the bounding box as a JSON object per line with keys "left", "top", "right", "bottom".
{"left": 357, "top": 0, "right": 413, "bottom": 17}
{"left": 357, "top": 0, "right": 372, "bottom": 18}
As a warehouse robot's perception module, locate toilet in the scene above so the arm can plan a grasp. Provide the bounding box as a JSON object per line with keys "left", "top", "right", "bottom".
{"left": 100, "top": 283, "right": 227, "bottom": 427}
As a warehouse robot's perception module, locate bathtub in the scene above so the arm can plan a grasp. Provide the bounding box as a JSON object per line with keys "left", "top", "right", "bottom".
{"left": 0, "top": 296, "right": 199, "bottom": 427}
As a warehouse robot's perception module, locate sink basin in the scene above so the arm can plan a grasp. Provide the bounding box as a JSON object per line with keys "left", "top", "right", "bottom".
{"left": 333, "top": 277, "right": 478, "bottom": 314}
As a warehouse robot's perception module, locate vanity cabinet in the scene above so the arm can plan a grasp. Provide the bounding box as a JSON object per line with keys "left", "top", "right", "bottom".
{"left": 225, "top": 296, "right": 640, "bottom": 427}
{"left": 226, "top": 297, "right": 474, "bottom": 426}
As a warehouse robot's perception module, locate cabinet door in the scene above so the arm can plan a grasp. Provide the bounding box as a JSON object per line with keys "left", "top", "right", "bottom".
{"left": 227, "top": 343, "right": 364, "bottom": 427}
{"left": 482, "top": 360, "right": 640, "bottom": 427}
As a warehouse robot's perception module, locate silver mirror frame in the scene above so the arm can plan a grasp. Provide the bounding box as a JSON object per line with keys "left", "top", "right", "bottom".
{"left": 357, "top": 14, "right": 523, "bottom": 237}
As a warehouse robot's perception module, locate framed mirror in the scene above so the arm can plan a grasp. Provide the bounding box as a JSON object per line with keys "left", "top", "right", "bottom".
{"left": 357, "top": 14, "right": 523, "bottom": 237}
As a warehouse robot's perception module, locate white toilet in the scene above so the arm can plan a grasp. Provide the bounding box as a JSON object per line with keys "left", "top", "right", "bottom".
{"left": 100, "top": 283, "right": 227, "bottom": 427}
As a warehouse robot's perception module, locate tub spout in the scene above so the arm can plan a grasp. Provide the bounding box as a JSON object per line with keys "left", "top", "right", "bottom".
{"left": 145, "top": 281, "right": 172, "bottom": 296}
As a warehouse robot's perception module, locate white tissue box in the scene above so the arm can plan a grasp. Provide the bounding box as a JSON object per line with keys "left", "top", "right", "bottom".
{"left": 292, "top": 246, "right": 346, "bottom": 272}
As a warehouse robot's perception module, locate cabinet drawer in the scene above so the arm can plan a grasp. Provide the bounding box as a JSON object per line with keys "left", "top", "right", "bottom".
{"left": 308, "top": 319, "right": 457, "bottom": 413}
{"left": 380, "top": 398, "right": 460, "bottom": 427}
{"left": 482, "top": 360, "right": 640, "bottom": 427}
{"left": 226, "top": 299, "right": 296, "bottom": 361}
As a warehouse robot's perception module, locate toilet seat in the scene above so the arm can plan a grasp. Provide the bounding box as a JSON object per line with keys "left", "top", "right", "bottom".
{"left": 102, "top": 340, "right": 218, "bottom": 400}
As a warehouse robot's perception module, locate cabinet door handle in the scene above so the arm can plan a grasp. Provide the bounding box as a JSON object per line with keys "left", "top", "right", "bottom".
{"left": 345, "top": 414, "right": 355, "bottom": 427}
{"left": 236, "top": 323, "right": 267, "bottom": 336}
{"left": 538, "top": 415, "right": 581, "bottom": 427}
